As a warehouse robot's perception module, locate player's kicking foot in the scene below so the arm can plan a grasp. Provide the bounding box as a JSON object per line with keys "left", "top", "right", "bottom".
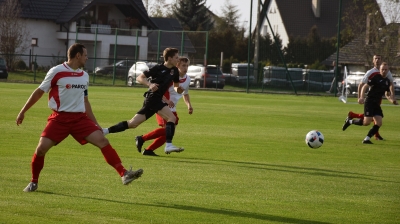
{"left": 165, "top": 144, "right": 184, "bottom": 154}
{"left": 135, "top": 136, "right": 144, "bottom": 153}
{"left": 342, "top": 117, "right": 351, "bottom": 131}
{"left": 142, "top": 149, "right": 159, "bottom": 156}
{"left": 375, "top": 135, "right": 384, "bottom": 140}
{"left": 23, "top": 182, "right": 38, "bottom": 192}
{"left": 121, "top": 167, "right": 143, "bottom": 185}
{"left": 362, "top": 140, "right": 373, "bottom": 144}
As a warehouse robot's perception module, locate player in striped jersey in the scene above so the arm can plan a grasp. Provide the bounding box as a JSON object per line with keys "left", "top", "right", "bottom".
{"left": 16, "top": 43, "right": 143, "bottom": 192}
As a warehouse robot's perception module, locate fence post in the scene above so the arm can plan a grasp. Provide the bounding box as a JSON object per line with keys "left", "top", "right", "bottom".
{"left": 92, "top": 26, "right": 98, "bottom": 83}
{"left": 75, "top": 26, "right": 78, "bottom": 43}
{"left": 181, "top": 31, "right": 185, "bottom": 55}
{"left": 33, "top": 55, "right": 37, "bottom": 83}
{"left": 157, "top": 30, "right": 161, "bottom": 64}
{"left": 112, "top": 28, "right": 118, "bottom": 85}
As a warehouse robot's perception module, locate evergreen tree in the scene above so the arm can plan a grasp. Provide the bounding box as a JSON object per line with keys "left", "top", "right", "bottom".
{"left": 219, "top": 0, "right": 241, "bottom": 34}
{"left": 173, "top": 0, "right": 214, "bottom": 31}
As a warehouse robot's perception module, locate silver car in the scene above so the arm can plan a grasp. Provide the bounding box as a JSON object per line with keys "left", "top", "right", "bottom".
{"left": 127, "top": 62, "right": 149, "bottom": 86}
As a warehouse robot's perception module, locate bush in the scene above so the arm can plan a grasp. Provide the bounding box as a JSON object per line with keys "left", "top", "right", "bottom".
{"left": 14, "top": 60, "right": 27, "bottom": 70}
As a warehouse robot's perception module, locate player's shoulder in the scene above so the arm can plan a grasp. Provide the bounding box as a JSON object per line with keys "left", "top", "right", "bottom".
{"left": 47, "top": 63, "right": 67, "bottom": 74}
{"left": 365, "top": 67, "right": 378, "bottom": 75}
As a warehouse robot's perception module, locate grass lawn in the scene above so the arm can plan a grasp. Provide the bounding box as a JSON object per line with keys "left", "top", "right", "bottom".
{"left": 0, "top": 83, "right": 399, "bottom": 223}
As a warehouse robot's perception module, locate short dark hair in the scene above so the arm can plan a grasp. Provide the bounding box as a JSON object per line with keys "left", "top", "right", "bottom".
{"left": 68, "top": 43, "right": 86, "bottom": 59}
{"left": 178, "top": 56, "right": 190, "bottom": 65}
{"left": 163, "top": 48, "right": 179, "bottom": 62}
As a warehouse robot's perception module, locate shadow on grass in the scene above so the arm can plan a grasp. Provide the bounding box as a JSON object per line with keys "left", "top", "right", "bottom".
{"left": 154, "top": 156, "right": 399, "bottom": 184}
{"left": 38, "top": 191, "right": 331, "bottom": 224}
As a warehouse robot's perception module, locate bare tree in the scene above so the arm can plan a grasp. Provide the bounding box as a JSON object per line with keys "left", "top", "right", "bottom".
{"left": 0, "top": 0, "right": 30, "bottom": 70}
{"left": 341, "top": 0, "right": 400, "bottom": 67}
{"left": 147, "top": 0, "right": 175, "bottom": 18}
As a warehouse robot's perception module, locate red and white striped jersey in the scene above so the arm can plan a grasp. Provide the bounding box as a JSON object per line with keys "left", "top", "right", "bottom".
{"left": 164, "top": 74, "right": 191, "bottom": 112}
{"left": 39, "top": 63, "right": 89, "bottom": 112}
{"left": 362, "top": 67, "right": 393, "bottom": 83}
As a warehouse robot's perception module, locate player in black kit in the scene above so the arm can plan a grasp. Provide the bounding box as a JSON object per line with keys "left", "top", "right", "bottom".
{"left": 103, "top": 48, "right": 185, "bottom": 153}
{"left": 342, "top": 62, "right": 397, "bottom": 144}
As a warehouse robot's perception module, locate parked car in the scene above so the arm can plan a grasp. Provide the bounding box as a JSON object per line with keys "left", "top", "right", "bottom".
{"left": 187, "top": 65, "right": 225, "bottom": 89}
{"left": 0, "top": 57, "right": 8, "bottom": 79}
{"left": 95, "top": 59, "right": 134, "bottom": 77}
{"left": 393, "top": 77, "right": 400, "bottom": 95}
{"left": 127, "top": 61, "right": 149, "bottom": 86}
{"left": 343, "top": 71, "right": 364, "bottom": 95}
{"left": 231, "top": 63, "right": 255, "bottom": 84}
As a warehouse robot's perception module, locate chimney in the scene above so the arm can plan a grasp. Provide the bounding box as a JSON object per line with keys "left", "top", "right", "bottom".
{"left": 365, "top": 13, "right": 371, "bottom": 45}
{"left": 312, "top": 0, "right": 321, "bottom": 18}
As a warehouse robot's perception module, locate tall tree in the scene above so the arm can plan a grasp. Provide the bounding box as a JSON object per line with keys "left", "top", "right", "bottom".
{"left": 0, "top": 0, "right": 30, "bottom": 70}
{"left": 340, "top": 0, "right": 400, "bottom": 66}
{"left": 147, "top": 0, "right": 171, "bottom": 17}
{"left": 219, "top": 0, "right": 241, "bottom": 34}
{"left": 173, "top": 0, "right": 214, "bottom": 31}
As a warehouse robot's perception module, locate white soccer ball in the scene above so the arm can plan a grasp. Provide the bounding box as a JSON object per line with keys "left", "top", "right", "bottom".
{"left": 305, "top": 130, "right": 324, "bottom": 148}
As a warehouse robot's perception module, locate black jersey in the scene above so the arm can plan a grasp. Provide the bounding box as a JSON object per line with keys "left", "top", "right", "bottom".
{"left": 143, "top": 64, "right": 179, "bottom": 99}
{"left": 366, "top": 73, "right": 390, "bottom": 101}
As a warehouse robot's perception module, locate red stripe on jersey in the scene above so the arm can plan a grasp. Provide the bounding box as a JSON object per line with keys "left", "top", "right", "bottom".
{"left": 368, "top": 72, "right": 381, "bottom": 80}
{"left": 49, "top": 71, "right": 84, "bottom": 110}
{"left": 164, "top": 87, "right": 171, "bottom": 100}
{"left": 179, "top": 76, "right": 187, "bottom": 83}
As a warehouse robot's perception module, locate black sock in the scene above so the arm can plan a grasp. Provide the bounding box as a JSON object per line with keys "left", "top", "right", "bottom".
{"left": 108, "top": 121, "right": 129, "bottom": 133}
{"left": 367, "top": 125, "right": 380, "bottom": 138}
{"left": 165, "top": 122, "right": 175, "bottom": 143}
{"left": 352, "top": 118, "right": 364, "bottom": 126}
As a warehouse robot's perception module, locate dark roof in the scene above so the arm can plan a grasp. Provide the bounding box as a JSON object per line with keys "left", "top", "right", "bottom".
{"left": 18, "top": 0, "right": 70, "bottom": 21}
{"left": 325, "top": 24, "right": 400, "bottom": 68}
{"left": 148, "top": 18, "right": 196, "bottom": 53}
{"left": 275, "top": 0, "right": 349, "bottom": 38}
{"left": 7, "top": 0, "right": 157, "bottom": 28}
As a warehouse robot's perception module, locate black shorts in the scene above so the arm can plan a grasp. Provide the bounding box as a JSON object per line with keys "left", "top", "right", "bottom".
{"left": 137, "top": 97, "right": 168, "bottom": 119}
{"left": 364, "top": 98, "right": 383, "bottom": 118}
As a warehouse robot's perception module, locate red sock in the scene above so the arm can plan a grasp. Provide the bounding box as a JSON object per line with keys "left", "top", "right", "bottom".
{"left": 142, "top": 128, "right": 165, "bottom": 141}
{"left": 147, "top": 136, "right": 166, "bottom": 151}
{"left": 101, "top": 144, "right": 126, "bottom": 177}
{"left": 348, "top": 111, "right": 364, "bottom": 119}
{"left": 31, "top": 153, "right": 45, "bottom": 183}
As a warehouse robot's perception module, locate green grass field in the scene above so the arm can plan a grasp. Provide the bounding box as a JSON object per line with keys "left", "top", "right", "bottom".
{"left": 0, "top": 83, "right": 399, "bottom": 224}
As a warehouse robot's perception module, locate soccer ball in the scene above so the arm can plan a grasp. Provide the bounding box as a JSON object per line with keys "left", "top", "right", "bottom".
{"left": 305, "top": 130, "right": 324, "bottom": 148}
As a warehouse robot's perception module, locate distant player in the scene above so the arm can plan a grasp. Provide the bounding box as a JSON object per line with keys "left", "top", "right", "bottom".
{"left": 136, "top": 57, "right": 193, "bottom": 156}
{"left": 342, "top": 62, "right": 396, "bottom": 144}
{"left": 343, "top": 54, "right": 397, "bottom": 140}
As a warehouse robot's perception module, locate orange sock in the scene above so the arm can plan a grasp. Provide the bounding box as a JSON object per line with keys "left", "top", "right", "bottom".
{"left": 142, "top": 128, "right": 165, "bottom": 141}
{"left": 147, "top": 136, "right": 166, "bottom": 151}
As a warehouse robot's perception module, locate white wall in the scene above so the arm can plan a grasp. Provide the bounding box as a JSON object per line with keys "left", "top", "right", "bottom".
{"left": 24, "top": 20, "right": 67, "bottom": 67}
{"left": 260, "top": 0, "right": 289, "bottom": 47}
